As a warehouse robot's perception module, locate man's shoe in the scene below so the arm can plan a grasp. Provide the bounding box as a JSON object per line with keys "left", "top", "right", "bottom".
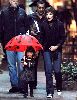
{"left": 57, "top": 90, "right": 62, "bottom": 95}
{"left": 47, "top": 94, "right": 53, "bottom": 98}
{"left": 9, "top": 87, "right": 19, "bottom": 93}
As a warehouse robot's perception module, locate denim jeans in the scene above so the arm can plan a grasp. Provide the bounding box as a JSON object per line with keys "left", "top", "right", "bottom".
{"left": 6, "top": 50, "right": 24, "bottom": 88}
{"left": 43, "top": 50, "right": 62, "bottom": 94}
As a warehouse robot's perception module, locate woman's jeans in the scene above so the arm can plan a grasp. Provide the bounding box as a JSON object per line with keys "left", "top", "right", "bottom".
{"left": 6, "top": 50, "right": 24, "bottom": 88}
{"left": 43, "top": 50, "right": 62, "bottom": 94}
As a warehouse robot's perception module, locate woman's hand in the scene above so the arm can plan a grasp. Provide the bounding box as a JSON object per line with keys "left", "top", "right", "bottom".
{"left": 49, "top": 46, "right": 58, "bottom": 51}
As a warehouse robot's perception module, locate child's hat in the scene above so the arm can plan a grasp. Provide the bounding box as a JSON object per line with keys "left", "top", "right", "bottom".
{"left": 26, "top": 46, "right": 35, "bottom": 54}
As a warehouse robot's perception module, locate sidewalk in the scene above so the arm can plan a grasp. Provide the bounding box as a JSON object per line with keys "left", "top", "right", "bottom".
{"left": 0, "top": 71, "right": 77, "bottom": 100}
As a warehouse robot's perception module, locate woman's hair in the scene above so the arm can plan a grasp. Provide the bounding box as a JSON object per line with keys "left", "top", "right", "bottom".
{"left": 45, "top": 6, "right": 56, "bottom": 15}
{"left": 25, "top": 46, "right": 35, "bottom": 57}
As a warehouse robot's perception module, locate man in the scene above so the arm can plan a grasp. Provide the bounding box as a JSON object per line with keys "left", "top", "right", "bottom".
{"left": 29, "top": 0, "right": 50, "bottom": 31}
{"left": 40, "top": 6, "right": 66, "bottom": 98}
{"left": 28, "top": 0, "right": 50, "bottom": 89}
{"left": 0, "top": 0, "right": 29, "bottom": 93}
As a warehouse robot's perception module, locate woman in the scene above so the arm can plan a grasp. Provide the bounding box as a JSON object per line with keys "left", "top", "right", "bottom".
{"left": 40, "top": 6, "right": 66, "bottom": 98}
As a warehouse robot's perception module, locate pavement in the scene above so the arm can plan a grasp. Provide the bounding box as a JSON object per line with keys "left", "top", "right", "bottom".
{"left": 0, "top": 56, "right": 77, "bottom": 100}
{"left": 0, "top": 71, "right": 77, "bottom": 100}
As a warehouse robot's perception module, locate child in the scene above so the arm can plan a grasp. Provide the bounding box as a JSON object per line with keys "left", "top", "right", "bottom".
{"left": 20, "top": 46, "right": 36, "bottom": 98}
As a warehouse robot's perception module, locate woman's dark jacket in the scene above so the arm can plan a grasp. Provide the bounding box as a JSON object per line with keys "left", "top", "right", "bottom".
{"left": 40, "top": 18, "right": 66, "bottom": 51}
{"left": 0, "top": 6, "right": 29, "bottom": 46}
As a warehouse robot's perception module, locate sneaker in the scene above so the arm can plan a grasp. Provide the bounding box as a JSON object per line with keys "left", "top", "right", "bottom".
{"left": 9, "top": 87, "right": 19, "bottom": 93}
{"left": 57, "top": 90, "right": 62, "bottom": 95}
{"left": 47, "top": 94, "right": 53, "bottom": 98}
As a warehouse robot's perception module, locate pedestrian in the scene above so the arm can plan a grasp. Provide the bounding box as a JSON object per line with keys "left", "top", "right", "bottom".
{"left": 40, "top": 6, "right": 66, "bottom": 98}
{"left": 20, "top": 46, "right": 36, "bottom": 98}
{"left": 56, "top": 6, "right": 72, "bottom": 32}
{"left": 28, "top": 0, "right": 50, "bottom": 89}
{"left": 0, "top": 44, "right": 4, "bottom": 74}
{"left": 0, "top": 0, "right": 29, "bottom": 93}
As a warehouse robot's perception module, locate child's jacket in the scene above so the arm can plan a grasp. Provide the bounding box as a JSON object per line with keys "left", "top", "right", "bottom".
{"left": 20, "top": 57, "right": 35, "bottom": 82}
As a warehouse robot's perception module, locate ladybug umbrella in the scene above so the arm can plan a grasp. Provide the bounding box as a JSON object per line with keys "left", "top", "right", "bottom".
{"left": 5, "top": 35, "right": 43, "bottom": 52}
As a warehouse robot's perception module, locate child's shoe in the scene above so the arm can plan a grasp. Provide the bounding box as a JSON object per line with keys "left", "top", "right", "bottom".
{"left": 9, "top": 87, "right": 19, "bottom": 93}
{"left": 23, "top": 93, "right": 28, "bottom": 98}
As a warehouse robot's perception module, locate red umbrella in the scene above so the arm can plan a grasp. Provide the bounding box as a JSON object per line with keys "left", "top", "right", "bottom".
{"left": 5, "top": 35, "right": 43, "bottom": 52}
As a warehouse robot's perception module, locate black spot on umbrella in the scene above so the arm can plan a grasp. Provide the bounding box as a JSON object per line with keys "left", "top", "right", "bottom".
{"left": 16, "top": 38, "right": 18, "bottom": 40}
{"left": 9, "top": 39, "right": 13, "bottom": 44}
{"left": 9, "top": 46, "right": 11, "bottom": 48}
{"left": 31, "top": 37, "right": 33, "bottom": 40}
{"left": 36, "top": 42, "right": 39, "bottom": 44}
{"left": 16, "top": 46, "right": 20, "bottom": 49}
{"left": 9, "top": 40, "right": 13, "bottom": 44}
{"left": 18, "top": 40, "right": 21, "bottom": 43}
